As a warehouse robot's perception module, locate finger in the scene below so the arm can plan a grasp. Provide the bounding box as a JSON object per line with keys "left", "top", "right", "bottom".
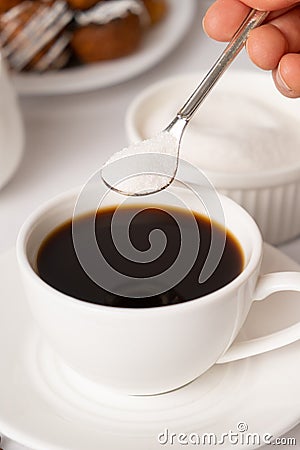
{"left": 246, "top": 7, "right": 300, "bottom": 70}
{"left": 241, "top": 0, "right": 299, "bottom": 11}
{"left": 203, "top": 0, "right": 293, "bottom": 42}
{"left": 246, "top": 24, "right": 288, "bottom": 69}
{"left": 273, "top": 53, "right": 300, "bottom": 97}
{"left": 203, "top": 0, "right": 299, "bottom": 42}
{"left": 270, "top": 6, "right": 300, "bottom": 53}
{"left": 203, "top": 0, "right": 250, "bottom": 42}
{"left": 267, "top": 6, "right": 300, "bottom": 20}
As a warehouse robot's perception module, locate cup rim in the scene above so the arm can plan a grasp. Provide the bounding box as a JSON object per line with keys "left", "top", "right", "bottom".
{"left": 125, "top": 71, "right": 300, "bottom": 189}
{"left": 16, "top": 186, "right": 263, "bottom": 315}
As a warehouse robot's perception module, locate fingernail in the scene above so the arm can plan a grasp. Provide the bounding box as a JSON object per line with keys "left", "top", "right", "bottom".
{"left": 245, "top": 39, "right": 249, "bottom": 55}
{"left": 277, "top": 64, "right": 292, "bottom": 92}
{"left": 202, "top": 17, "right": 209, "bottom": 37}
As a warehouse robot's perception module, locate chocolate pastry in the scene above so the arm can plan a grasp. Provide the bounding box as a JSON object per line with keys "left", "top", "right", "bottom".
{"left": 0, "top": 0, "right": 73, "bottom": 71}
{"left": 71, "top": 0, "right": 147, "bottom": 63}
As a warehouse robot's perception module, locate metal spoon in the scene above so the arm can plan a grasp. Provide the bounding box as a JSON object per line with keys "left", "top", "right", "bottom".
{"left": 101, "top": 9, "right": 269, "bottom": 196}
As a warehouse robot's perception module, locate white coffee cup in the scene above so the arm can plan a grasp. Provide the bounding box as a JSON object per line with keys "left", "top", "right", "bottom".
{"left": 17, "top": 185, "right": 300, "bottom": 395}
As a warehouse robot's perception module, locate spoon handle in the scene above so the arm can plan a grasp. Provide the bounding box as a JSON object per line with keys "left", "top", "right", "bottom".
{"left": 177, "top": 9, "right": 269, "bottom": 121}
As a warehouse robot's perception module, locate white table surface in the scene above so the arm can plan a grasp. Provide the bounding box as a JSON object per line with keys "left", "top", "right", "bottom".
{"left": 0, "top": 1, "right": 299, "bottom": 448}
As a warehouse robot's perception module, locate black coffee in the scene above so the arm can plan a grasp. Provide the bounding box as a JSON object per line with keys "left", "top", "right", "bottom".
{"left": 37, "top": 206, "right": 244, "bottom": 308}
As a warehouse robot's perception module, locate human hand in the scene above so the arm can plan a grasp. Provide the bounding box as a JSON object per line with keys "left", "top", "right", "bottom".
{"left": 203, "top": 0, "right": 300, "bottom": 98}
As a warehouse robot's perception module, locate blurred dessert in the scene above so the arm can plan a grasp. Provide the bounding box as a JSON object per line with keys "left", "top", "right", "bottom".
{"left": 0, "top": 0, "right": 73, "bottom": 71}
{"left": 65, "top": 0, "right": 99, "bottom": 10}
{"left": 0, "top": 0, "right": 23, "bottom": 14}
{"left": 71, "top": 0, "right": 147, "bottom": 63}
{"left": 142, "top": 0, "right": 168, "bottom": 25}
{"left": 0, "top": 0, "right": 169, "bottom": 72}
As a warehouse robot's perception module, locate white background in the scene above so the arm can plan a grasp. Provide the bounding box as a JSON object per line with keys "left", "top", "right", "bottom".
{"left": 0, "top": 1, "right": 299, "bottom": 448}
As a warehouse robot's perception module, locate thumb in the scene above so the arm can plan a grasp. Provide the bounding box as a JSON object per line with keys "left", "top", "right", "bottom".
{"left": 241, "top": 0, "right": 298, "bottom": 11}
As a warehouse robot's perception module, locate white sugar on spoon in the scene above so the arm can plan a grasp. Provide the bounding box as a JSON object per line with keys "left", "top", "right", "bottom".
{"left": 102, "top": 131, "right": 178, "bottom": 196}
{"left": 101, "top": 9, "right": 268, "bottom": 196}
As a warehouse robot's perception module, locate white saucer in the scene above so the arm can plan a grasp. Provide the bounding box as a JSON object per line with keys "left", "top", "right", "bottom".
{"left": 0, "top": 244, "right": 300, "bottom": 449}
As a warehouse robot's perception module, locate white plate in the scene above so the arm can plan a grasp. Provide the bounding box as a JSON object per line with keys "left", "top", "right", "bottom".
{"left": 0, "top": 244, "right": 300, "bottom": 450}
{"left": 11, "top": 0, "right": 196, "bottom": 96}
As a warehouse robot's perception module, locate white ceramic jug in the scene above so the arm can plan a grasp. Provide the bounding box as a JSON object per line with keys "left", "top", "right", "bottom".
{"left": 0, "top": 54, "right": 24, "bottom": 190}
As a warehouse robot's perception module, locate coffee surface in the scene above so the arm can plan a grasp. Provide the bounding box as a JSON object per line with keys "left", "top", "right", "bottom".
{"left": 37, "top": 206, "right": 244, "bottom": 308}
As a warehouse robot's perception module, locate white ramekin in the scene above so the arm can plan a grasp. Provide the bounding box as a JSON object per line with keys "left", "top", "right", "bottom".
{"left": 125, "top": 71, "right": 300, "bottom": 245}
